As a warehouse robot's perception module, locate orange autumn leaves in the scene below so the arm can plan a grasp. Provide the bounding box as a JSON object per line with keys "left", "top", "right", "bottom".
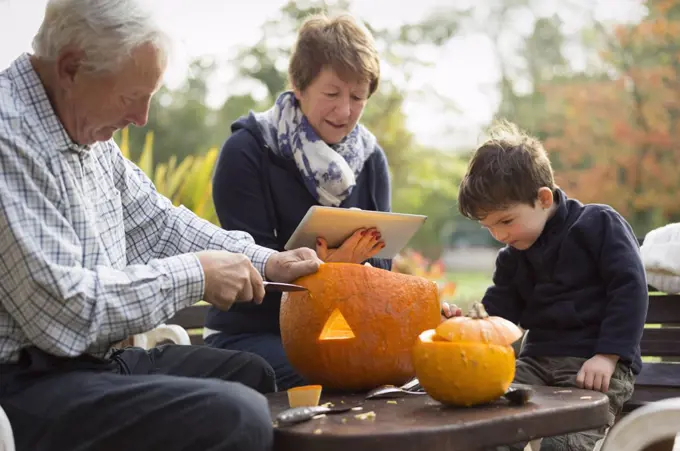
{"left": 392, "top": 250, "right": 456, "bottom": 302}
{"left": 538, "top": 0, "right": 680, "bottom": 223}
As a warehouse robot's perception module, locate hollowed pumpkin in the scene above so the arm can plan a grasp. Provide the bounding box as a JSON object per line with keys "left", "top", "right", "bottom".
{"left": 412, "top": 303, "right": 523, "bottom": 407}
{"left": 280, "top": 262, "right": 441, "bottom": 391}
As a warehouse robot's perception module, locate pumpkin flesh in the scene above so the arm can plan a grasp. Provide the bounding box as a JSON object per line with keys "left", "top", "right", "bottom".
{"left": 287, "top": 385, "right": 323, "bottom": 408}
{"left": 280, "top": 263, "right": 441, "bottom": 391}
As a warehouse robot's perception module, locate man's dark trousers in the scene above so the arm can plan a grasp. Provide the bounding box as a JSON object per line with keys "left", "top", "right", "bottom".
{"left": 0, "top": 344, "right": 277, "bottom": 451}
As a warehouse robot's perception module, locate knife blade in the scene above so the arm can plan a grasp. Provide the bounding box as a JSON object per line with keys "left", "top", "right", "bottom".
{"left": 263, "top": 281, "right": 308, "bottom": 292}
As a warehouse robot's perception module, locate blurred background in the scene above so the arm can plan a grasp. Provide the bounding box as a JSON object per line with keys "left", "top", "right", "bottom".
{"left": 1, "top": 0, "right": 677, "bottom": 309}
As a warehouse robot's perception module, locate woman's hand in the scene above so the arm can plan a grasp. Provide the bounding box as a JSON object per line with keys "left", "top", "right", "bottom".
{"left": 316, "top": 228, "right": 384, "bottom": 264}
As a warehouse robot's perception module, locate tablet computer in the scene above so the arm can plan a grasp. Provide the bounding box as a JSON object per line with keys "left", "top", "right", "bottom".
{"left": 284, "top": 206, "right": 427, "bottom": 259}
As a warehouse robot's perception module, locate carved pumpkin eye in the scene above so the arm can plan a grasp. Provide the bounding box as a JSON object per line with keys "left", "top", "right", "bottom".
{"left": 319, "top": 308, "right": 355, "bottom": 341}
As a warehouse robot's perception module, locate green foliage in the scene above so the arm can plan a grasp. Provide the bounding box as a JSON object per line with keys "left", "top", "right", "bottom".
{"left": 115, "top": 127, "right": 219, "bottom": 225}
{"left": 392, "top": 148, "right": 467, "bottom": 254}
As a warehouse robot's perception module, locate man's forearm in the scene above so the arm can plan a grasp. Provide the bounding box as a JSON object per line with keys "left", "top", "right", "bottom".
{"left": 144, "top": 205, "right": 277, "bottom": 275}
{"left": 4, "top": 253, "right": 204, "bottom": 358}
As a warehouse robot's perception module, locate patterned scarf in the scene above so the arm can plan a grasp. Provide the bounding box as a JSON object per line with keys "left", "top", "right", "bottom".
{"left": 253, "top": 90, "right": 377, "bottom": 207}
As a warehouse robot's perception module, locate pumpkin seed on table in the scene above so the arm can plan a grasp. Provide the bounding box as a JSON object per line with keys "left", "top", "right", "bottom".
{"left": 354, "top": 411, "right": 377, "bottom": 420}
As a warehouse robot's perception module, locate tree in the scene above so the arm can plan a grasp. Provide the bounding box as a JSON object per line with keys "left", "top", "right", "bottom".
{"left": 534, "top": 0, "right": 680, "bottom": 232}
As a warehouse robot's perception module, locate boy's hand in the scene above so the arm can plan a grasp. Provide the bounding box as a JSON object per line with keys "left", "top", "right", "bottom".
{"left": 576, "top": 354, "right": 619, "bottom": 393}
{"left": 441, "top": 302, "right": 462, "bottom": 321}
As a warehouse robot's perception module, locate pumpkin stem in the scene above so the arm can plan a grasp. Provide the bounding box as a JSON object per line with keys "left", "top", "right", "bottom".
{"left": 468, "top": 302, "right": 489, "bottom": 319}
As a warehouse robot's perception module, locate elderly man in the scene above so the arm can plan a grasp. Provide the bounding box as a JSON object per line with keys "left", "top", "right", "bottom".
{"left": 0, "top": 1, "right": 322, "bottom": 450}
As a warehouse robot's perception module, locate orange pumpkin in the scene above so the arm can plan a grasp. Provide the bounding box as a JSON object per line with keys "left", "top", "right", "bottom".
{"left": 412, "top": 303, "right": 523, "bottom": 406}
{"left": 280, "top": 262, "right": 441, "bottom": 391}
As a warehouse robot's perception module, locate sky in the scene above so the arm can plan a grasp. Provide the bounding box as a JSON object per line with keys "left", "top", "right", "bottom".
{"left": 0, "top": 0, "right": 646, "bottom": 149}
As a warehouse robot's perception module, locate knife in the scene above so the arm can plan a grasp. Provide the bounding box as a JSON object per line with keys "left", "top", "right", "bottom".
{"left": 263, "top": 281, "right": 308, "bottom": 292}
{"left": 275, "top": 404, "right": 357, "bottom": 426}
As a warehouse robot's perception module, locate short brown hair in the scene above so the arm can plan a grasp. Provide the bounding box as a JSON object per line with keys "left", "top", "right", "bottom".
{"left": 458, "top": 120, "right": 556, "bottom": 220}
{"left": 288, "top": 13, "right": 380, "bottom": 96}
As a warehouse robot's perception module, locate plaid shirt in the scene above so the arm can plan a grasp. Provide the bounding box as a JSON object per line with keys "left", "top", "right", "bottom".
{"left": 0, "top": 54, "right": 276, "bottom": 364}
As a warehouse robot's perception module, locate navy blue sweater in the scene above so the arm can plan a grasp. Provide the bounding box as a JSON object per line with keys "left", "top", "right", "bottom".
{"left": 205, "top": 113, "right": 393, "bottom": 335}
{"left": 482, "top": 189, "right": 648, "bottom": 374}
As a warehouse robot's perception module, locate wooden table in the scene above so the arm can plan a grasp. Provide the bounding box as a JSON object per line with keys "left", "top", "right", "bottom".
{"left": 268, "top": 385, "right": 610, "bottom": 450}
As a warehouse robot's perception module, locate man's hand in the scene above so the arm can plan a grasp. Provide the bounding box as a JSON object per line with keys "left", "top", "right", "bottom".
{"left": 265, "top": 247, "right": 322, "bottom": 283}
{"left": 316, "top": 228, "right": 384, "bottom": 264}
{"left": 196, "top": 250, "right": 265, "bottom": 311}
{"left": 576, "top": 354, "right": 619, "bottom": 392}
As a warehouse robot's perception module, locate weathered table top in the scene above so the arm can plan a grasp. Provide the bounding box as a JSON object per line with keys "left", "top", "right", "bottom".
{"left": 268, "top": 385, "right": 609, "bottom": 451}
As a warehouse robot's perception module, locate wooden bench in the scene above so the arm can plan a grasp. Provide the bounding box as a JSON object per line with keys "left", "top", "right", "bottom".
{"left": 621, "top": 288, "right": 680, "bottom": 413}
{"left": 165, "top": 257, "right": 680, "bottom": 414}
{"left": 621, "top": 237, "right": 680, "bottom": 414}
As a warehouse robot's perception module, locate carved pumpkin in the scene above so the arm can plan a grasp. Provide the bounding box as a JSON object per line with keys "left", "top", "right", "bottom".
{"left": 412, "top": 303, "right": 523, "bottom": 406}
{"left": 280, "top": 262, "right": 441, "bottom": 391}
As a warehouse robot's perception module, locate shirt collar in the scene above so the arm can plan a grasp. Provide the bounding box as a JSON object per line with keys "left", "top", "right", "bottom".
{"left": 544, "top": 188, "right": 568, "bottom": 231}
{"left": 532, "top": 188, "right": 569, "bottom": 249}
{"left": 9, "top": 53, "right": 91, "bottom": 154}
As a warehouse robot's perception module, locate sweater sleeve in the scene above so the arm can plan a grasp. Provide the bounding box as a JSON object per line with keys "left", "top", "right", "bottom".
{"left": 366, "top": 146, "right": 393, "bottom": 271}
{"left": 212, "top": 129, "right": 279, "bottom": 251}
{"left": 589, "top": 209, "right": 648, "bottom": 361}
{"left": 481, "top": 247, "right": 524, "bottom": 324}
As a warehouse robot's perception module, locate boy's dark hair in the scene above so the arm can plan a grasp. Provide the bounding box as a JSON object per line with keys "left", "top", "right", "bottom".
{"left": 458, "top": 120, "right": 556, "bottom": 220}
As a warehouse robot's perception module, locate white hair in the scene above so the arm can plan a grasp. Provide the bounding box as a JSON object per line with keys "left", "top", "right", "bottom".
{"left": 32, "top": 0, "right": 171, "bottom": 73}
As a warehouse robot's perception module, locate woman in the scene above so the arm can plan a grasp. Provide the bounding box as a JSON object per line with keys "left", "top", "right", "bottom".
{"left": 204, "top": 13, "right": 393, "bottom": 390}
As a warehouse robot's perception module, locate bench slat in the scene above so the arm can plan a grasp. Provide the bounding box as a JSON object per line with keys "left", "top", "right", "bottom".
{"left": 646, "top": 295, "right": 680, "bottom": 324}
{"left": 622, "top": 386, "right": 680, "bottom": 413}
{"left": 634, "top": 362, "right": 680, "bottom": 387}
{"left": 189, "top": 334, "right": 204, "bottom": 346}
{"left": 166, "top": 304, "right": 211, "bottom": 330}
{"left": 640, "top": 328, "right": 680, "bottom": 356}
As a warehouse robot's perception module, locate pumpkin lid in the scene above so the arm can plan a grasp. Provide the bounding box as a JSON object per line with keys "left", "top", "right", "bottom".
{"left": 435, "top": 303, "right": 523, "bottom": 346}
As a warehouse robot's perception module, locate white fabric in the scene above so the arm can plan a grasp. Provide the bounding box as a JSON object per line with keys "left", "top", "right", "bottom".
{"left": 640, "top": 222, "right": 680, "bottom": 293}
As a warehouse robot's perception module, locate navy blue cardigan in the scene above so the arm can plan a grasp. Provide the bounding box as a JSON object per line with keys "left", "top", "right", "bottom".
{"left": 482, "top": 189, "right": 648, "bottom": 374}
{"left": 205, "top": 113, "right": 393, "bottom": 335}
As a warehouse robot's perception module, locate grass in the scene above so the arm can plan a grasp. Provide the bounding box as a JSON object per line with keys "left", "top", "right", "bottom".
{"left": 445, "top": 270, "right": 493, "bottom": 312}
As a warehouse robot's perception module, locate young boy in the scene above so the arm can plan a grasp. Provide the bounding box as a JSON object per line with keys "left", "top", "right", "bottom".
{"left": 444, "top": 120, "right": 648, "bottom": 451}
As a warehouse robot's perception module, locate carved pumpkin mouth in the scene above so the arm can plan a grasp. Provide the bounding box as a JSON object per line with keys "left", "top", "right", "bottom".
{"left": 318, "top": 308, "right": 355, "bottom": 340}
